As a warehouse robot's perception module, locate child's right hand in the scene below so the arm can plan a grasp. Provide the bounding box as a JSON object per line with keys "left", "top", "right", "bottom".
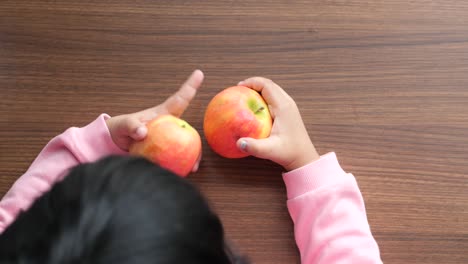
{"left": 236, "top": 77, "right": 320, "bottom": 171}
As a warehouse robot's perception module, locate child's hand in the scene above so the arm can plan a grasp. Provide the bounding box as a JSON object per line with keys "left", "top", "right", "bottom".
{"left": 236, "top": 77, "right": 320, "bottom": 171}
{"left": 106, "top": 70, "right": 204, "bottom": 170}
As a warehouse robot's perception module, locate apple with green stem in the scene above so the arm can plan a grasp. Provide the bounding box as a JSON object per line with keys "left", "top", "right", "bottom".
{"left": 204, "top": 86, "right": 272, "bottom": 158}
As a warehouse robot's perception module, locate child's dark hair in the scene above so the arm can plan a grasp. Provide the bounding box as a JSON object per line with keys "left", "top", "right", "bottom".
{"left": 0, "top": 156, "right": 249, "bottom": 264}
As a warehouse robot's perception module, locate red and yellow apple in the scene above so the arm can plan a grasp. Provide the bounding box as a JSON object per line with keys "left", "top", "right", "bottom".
{"left": 129, "top": 115, "right": 201, "bottom": 177}
{"left": 204, "top": 86, "right": 272, "bottom": 158}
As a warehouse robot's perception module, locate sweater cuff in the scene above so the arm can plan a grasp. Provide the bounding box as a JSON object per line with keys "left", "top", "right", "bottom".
{"left": 282, "top": 152, "right": 347, "bottom": 200}
{"left": 70, "top": 114, "right": 127, "bottom": 162}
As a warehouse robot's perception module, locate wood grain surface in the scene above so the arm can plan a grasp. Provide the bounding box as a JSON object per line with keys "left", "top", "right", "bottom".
{"left": 1, "top": 1, "right": 468, "bottom": 263}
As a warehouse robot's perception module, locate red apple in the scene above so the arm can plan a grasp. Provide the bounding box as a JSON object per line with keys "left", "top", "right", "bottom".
{"left": 204, "top": 85, "right": 272, "bottom": 158}
{"left": 129, "top": 115, "right": 201, "bottom": 177}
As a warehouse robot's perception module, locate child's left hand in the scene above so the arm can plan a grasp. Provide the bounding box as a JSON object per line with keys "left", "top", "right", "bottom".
{"left": 106, "top": 70, "right": 204, "bottom": 170}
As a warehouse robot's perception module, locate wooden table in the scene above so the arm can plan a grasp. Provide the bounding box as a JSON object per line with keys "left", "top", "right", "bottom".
{"left": 1, "top": 1, "right": 467, "bottom": 263}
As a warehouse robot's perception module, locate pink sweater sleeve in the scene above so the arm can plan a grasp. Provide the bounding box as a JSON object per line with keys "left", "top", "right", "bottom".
{"left": 283, "top": 152, "right": 382, "bottom": 264}
{"left": 0, "top": 114, "right": 126, "bottom": 234}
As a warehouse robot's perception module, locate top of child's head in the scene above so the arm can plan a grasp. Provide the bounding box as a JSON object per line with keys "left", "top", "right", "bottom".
{"left": 0, "top": 155, "right": 250, "bottom": 264}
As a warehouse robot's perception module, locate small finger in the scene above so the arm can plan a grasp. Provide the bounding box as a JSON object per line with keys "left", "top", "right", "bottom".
{"left": 192, "top": 152, "right": 202, "bottom": 172}
{"left": 163, "top": 69, "right": 204, "bottom": 117}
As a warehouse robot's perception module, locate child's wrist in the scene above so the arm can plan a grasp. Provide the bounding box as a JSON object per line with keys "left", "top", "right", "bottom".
{"left": 284, "top": 149, "right": 320, "bottom": 171}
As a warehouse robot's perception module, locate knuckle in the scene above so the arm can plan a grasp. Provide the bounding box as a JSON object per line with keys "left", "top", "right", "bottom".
{"left": 173, "top": 94, "right": 189, "bottom": 107}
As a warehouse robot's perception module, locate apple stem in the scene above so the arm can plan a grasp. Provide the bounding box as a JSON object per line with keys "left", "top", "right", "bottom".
{"left": 255, "top": 106, "right": 265, "bottom": 114}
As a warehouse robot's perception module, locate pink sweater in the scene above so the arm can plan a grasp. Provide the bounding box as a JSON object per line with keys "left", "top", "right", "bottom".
{"left": 0, "top": 114, "right": 382, "bottom": 263}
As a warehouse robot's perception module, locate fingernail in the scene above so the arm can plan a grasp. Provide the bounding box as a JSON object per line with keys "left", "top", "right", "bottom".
{"left": 135, "top": 126, "right": 147, "bottom": 139}
{"left": 194, "top": 69, "right": 203, "bottom": 76}
{"left": 239, "top": 140, "right": 247, "bottom": 150}
{"left": 238, "top": 81, "right": 245, "bottom": 86}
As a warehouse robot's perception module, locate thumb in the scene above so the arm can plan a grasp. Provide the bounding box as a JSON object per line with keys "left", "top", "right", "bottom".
{"left": 116, "top": 115, "right": 148, "bottom": 141}
{"left": 129, "top": 121, "right": 148, "bottom": 141}
{"left": 236, "top": 137, "right": 277, "bottom": 160}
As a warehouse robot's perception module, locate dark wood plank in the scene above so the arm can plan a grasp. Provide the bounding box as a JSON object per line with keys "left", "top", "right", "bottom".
{"left": 1, "top": 1, "right": 468, "bottom": 263}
